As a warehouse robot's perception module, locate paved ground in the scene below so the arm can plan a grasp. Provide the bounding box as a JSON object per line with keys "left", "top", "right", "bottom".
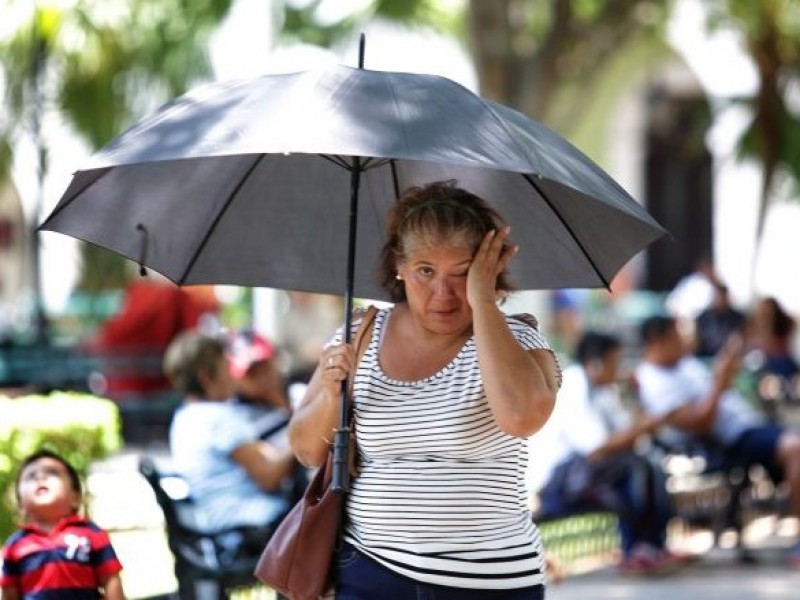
{"left": 549, "top": 548, "right": 800, "bottom": 599}
{"left": 87, "top": 445, "right": 177, "bottom": 599}
{"left": 88, "top": 446, "right": 800, "bottom": 600}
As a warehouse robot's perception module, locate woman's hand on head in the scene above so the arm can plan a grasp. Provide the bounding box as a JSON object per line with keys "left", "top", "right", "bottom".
{"left": 467, "top": 226, "right": 518, "bottom": 308}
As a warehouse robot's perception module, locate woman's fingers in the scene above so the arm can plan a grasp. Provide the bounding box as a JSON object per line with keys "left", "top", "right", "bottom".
{"left": 320, "top": 344, "right": 355, "bottom": 384}
{"left": 497, "top": 242, "right": 519, "bottom": 273}
{"left": 480, "top": 227, "right": 512, "bottom": 267}
{"left": 468, "top": 227, "right": 518, "bottom": 307}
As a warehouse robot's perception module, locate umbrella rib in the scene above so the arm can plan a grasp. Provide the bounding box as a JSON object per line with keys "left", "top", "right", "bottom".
{"left": 389, "top": 160, "right": 400, "bottom": 199}
{"left": 319, "top": 155, "right": 390, "bottom": 173}
{"left": 321, "top": 154, "right": 352, "bottom": 170}
{"left": 177, "top": 154, "right": 265, "bottom": 284}
{"left": 37, "top": 168, "right": 111, "bottom": 229}
{"left": 522, "top": 174, "right": 611, "bottom": 290}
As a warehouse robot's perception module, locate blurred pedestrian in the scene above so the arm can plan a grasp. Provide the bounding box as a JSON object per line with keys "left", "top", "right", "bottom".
{"left": 86, "top": 277, "right": 220, "bottom": 400}
{"left": 636, "top": 315, "right": 800, "bottom": 567}
{"left": 748, "top": 296, "right": 799, "bottom": 380}
{"left": 693, "top": 281, "right": 747, "bottom": 359}
{"left": 228, "top": 329, "right": 291, "bottom": 437}
{"left": 163, "top": 331, "right": 294, "bottom": 548}
{"left": 665, "top": 256, "right": 717, "bottom": 326}
{"left": 533, "top": 332, "right": 682, "bottom": 575}
{"left": 227, "top": 329, "right": 307, "bottom": 503}
{"left": 1, "top": 449, "right": 125, "bottom": 600}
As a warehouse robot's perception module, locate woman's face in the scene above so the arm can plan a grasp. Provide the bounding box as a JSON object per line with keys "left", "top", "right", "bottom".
{"left": 397, "top": 238, "right": 474, "bottom": 336}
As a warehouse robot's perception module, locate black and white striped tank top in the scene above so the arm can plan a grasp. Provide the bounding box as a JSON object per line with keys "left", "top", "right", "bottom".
{"left": 336, "top": 306, "right": 553, "bottom": 590}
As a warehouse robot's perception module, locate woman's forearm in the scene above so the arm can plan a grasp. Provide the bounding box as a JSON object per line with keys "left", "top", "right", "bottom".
{"left": 287, "top": 369, "right": 339, "bottom": 467}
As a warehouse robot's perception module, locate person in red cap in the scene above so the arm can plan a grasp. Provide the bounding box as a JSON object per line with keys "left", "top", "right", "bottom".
{"left": 163, "top": 331, "right": 296, "bottom": 544}
{"left": 228, "top": 330, "right": 292, "bottom": 439}
{"left": 227, "top": 329, "right": 307, "bottom": 504}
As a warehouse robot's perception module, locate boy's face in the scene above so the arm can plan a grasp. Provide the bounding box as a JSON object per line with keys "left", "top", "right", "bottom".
{"left": 18, "top": 457, "right": 81, "bottom": 524}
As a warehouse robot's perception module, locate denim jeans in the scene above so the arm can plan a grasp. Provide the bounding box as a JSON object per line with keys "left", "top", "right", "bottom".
{"left": 334, "top": 542, "right": 545, "bottom": 599}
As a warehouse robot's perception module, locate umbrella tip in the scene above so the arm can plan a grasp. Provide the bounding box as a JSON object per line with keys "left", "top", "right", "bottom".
{"left": 358, "top": 33, "right": 365, "bottom": 69}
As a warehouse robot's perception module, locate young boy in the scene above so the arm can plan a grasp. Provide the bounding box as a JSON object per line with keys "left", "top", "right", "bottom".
{"left": 0, "top": 449, "right": 124, "bottom": 600}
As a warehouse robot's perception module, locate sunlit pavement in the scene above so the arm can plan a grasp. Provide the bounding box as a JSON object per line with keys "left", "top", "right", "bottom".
{"left": 88, "top": 446, "right": 178, "bottom": 600}
{"left": 549, "top": 520, "right": 800, "bottom": 600}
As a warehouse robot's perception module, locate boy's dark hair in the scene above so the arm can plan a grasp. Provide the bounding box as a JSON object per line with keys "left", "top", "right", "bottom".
{"left": 16, "top": 449, "right": 82, "bottom": 499}
{"left": 574, "top": 331, "right": 621, "bottom": 364}
{"left": 639, "top": 315, "right": 676, "bottom": 346}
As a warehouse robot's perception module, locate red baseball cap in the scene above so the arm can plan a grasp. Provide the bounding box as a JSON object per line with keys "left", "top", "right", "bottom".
{"left": 227, "top": 330, "right": 275, "bottom": 378}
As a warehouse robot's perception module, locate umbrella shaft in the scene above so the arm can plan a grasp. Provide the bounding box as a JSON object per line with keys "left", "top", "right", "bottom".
{"left": 332, "top": 156, "right": 363, "bottom": 492}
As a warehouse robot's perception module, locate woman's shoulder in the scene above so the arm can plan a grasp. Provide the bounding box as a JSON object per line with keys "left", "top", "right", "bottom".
{"left": 504, "top": 312, "right": 549, "bottom": 348}
{"left": 506, "top": 312, "right": 540, "bottom": 330}
{"left": 352, "top": 303, "right": 382, "bottom": 324}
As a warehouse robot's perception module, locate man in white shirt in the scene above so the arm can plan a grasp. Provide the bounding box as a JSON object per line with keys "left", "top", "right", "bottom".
{"left": 531, "top": 332, "right": 680, "bottom": 575}
{"left": 636, "top": 315, "right": 800, "bottom": 568}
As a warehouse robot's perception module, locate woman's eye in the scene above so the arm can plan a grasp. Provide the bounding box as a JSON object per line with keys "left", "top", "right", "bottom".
{"left": 417, "top": 266, "right": 434, "bottom": 277}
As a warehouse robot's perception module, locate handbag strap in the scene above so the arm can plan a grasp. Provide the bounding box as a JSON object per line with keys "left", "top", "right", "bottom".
{"left": 347, "top": 304, "right": 378, "bottom": 403}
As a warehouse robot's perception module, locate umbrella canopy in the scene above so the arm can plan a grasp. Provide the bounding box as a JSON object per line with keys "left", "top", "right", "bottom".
{"left": 40, "top": 63, "right": 667, "bottom": 302}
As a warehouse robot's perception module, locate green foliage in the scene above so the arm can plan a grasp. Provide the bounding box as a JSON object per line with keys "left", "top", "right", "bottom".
{"left": 704, "top": 0, "right": 800, "bottom": 200}
{"left": 538, "top": 512, "right": 619, "bottom": 571}
{"left": 0, "top": 1, "right": 235, "bottom": 150}
{"left": 0, "top": 392, "right": 123, "bottom": 544}
{"left": 0, "top": 0, "right": 235, "bottom": 293}
{"left": 280, "top": 0, "right": 464, "bottom": 48}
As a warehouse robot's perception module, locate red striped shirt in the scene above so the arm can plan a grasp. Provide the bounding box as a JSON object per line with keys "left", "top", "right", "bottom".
{"left": 1, "top": 515, "right": 122, "bottom": 599}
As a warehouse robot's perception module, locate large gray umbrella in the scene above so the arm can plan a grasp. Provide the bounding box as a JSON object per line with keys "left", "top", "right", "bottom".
{"left": 41, "top": 65, "right": 665, "bottom": 298}
{"left": 40, "top": 53, "right": 667, "bottom": 489}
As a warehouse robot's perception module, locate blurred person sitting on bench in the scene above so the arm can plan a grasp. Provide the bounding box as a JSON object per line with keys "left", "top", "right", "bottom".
{"left": 163, "top": 331, "right": 295, "bottom": 549}
{"left": 227, "top": 329, "right": 291, "bottom": 440}
{"left": 636, "top": 315, "right": 800, "bottom": 568}
{"left": 532, "top": 331, "right": 682, "bottom": 575}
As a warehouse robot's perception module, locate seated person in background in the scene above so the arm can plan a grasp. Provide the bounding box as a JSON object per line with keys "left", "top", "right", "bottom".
{"left": 694, "top": 281, "right": 747, "bottom": 359}
{"left": 163, "top": 331, "right": 295, "bottom": 546}
{"left": 227, "top": 329, "right": 306, "bottom": 502}
{"left": 1, "top": 449, "right": 125, "bottom": 600}
{"left": 748, "top": 296, "right": 799, "bottom": 381}
{"left": 636, "top": 315, "right": 800, "bottom": 567}
{"left": 228, "top": 329, "right": 291, "bottom": 440}
{"left": 531, "top": 332, "right": 681, "bottom": 575}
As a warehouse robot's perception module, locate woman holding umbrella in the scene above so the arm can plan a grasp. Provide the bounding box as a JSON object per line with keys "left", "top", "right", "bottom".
{"left": 289, "top": 181, "right": 561, "bottom": 598}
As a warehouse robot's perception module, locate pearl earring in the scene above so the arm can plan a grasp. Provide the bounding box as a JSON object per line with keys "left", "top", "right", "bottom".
{"left": 395, "top": 274, "right": 403, "bottom": 280}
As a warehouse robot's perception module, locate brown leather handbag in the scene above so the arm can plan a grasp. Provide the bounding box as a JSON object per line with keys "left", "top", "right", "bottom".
{"left": 254, "top": 305, "right": 377, "bottom": 600}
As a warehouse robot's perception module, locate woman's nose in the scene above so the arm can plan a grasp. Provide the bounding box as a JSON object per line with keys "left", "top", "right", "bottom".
{"left": 432, "top": 276, "right": 454, "bottom": 297}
